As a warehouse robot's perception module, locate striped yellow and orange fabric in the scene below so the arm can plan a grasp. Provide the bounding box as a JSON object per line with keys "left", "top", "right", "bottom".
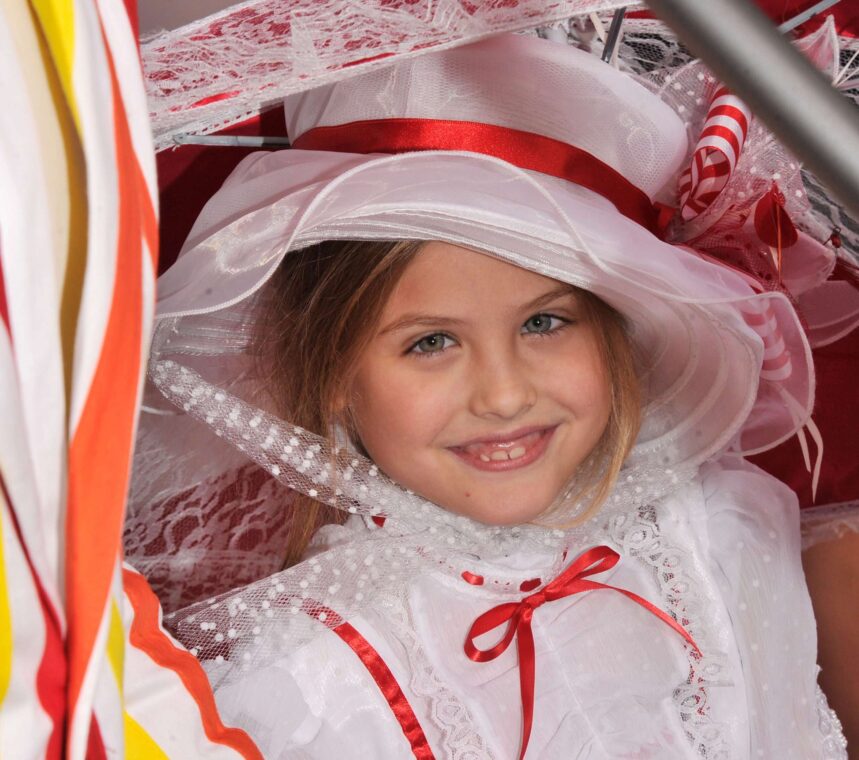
{"left": 0, "top": 0, "right": 261, "bottom": 757}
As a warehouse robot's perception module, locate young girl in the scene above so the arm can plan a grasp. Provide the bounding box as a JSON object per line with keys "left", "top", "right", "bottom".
{"left": 129, "top": 34, "right": 847, "bottom": 758}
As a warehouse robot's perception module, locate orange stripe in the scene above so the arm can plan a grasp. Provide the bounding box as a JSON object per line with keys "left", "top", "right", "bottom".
{"left": 122, "top": 569, "right": 263, "bottom": 759}
{"left": 65, "top": 31, "right": 149, "bottom": 727}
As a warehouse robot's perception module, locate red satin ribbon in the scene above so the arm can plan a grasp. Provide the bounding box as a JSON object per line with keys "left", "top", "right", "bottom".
{"left": 463, "top": 545, "right": 700, "bottom": 760}
{"left": 293, "top": 118, "right": 674, "bottom": 237}
{"left": 303, "top": 601, "right": 436, "bottom": 759}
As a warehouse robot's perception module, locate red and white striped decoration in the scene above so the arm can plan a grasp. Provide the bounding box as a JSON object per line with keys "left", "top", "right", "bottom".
{"left": 678, "top": 86, "right": 753, "bottom": 221}
{"left": 741, "top": 301, "right": 792, "bottom": 382}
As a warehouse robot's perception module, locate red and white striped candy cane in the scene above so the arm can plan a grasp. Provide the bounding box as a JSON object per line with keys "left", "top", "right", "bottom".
{"left": 741, "top": 301, "right": 792, "bottom": 382}
{"left": 678, "top": 86, "right": 753, "bottom": 220}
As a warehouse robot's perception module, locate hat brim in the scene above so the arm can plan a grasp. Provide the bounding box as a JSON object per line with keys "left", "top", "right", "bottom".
{"left": 155, "top": 149, "right": 813, "bottom": 465}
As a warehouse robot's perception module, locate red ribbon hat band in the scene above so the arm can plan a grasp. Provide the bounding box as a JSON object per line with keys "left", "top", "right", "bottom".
{"left": 292, "top": 118, "right": 675, "bottom": 237}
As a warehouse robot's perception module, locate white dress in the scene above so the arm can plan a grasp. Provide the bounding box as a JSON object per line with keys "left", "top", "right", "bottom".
{"left": 211, "top": 456, "right": 847, "bottom": 759}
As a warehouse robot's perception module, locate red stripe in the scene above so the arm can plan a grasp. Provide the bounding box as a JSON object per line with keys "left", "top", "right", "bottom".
{"left": 333, "top": 623, "right": 435, "bottom": 760}
{"left": 301, "top": 602, "right": 434, "bottom": 759}
{"left": 706, "top": 104, "right": 749, "bottom": 139}
{"left": 0, "top": 473, "right": 66, "bottom": 759}
{"left": 699, "top": 125, "right": 742, "bottom": 161}
{"left": 763, "top": 350, "right": 791, "bottom": 371}
{"left": 0, "top": 254, "right": 9, "bottom": 340}
{"left": 742, "top": 310, "right": 769, "bottom": 327}
{"left": 695, "top": 160, "right": 730, "bottom": 179}
{"left": 86, "top": 715, "right": 108, "bottom": 760}
{"left": 294, "top": 118, "right": 665, "bottom": 236}
{"left": 123, "top": 569, "right": 264, "bottom": 758}
{"left": 461, "top": 571, "right": 485, "bottom": 586}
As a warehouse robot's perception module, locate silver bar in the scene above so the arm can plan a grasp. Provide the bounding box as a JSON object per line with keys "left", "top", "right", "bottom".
{"left": 601, "top": 7, "right": 627, "bottom": 63}
{"left": 778, "top": 0, "right": 842, "bottom": 33}
{"left": 172, "top": 133, "right": 291, "bottom": 148}
{"left": 646, "top": 0, "right": 859, "bottom": 219}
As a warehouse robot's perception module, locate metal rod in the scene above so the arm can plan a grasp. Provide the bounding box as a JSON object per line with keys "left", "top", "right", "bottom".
{"left": 601, "top": 7, "right": 627, "bottom": 63}
{"left": 778, "top": 0, "right": 842, "bottom": 33}
{"left": 172, "top": 133, "right": 291, "bottom": 148}
{"left": 645, "top": 0, "right": 859, "bottom": 219}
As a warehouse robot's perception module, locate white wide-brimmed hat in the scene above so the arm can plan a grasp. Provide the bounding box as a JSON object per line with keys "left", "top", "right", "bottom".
{"left": 154, "top": 33, "right": 812, "bottom": 474}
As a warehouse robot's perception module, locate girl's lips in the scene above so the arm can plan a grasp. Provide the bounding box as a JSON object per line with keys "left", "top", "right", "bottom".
{"left": 449, "top": 425, "right": 558, "bottom": 472}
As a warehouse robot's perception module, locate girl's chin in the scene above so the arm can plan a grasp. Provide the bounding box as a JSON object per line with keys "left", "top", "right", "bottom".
{"left": 435, "top": 494, "right": 557, "bottom": 526}
{"left": 388, "top": 463, "right": 566, "bottom": 525}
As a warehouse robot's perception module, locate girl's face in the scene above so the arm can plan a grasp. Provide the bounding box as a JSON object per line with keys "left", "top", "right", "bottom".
{"left": 350, "top": 242, "right": 612, "bottom": 525}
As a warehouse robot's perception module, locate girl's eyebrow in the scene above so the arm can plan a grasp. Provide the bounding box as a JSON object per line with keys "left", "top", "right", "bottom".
{"left": 379, "top": 284, "right": 576, "bottom": 335}
{"left": 379, "top": 315, "right": 467, "bottom": 335}
{"left": 523, "top": 284, "right": 578, "bottom": 311}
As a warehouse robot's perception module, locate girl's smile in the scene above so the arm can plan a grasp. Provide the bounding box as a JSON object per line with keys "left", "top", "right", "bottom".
{"left": 349, "top": 241, "right": 612, "bottom": 525}
{"left": 448, "top": 424, "right": 558, "bottom": 471}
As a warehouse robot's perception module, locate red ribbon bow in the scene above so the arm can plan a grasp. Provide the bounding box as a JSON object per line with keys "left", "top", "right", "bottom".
{"left": 463, "top": 545, "right": 700, "bottom": 760}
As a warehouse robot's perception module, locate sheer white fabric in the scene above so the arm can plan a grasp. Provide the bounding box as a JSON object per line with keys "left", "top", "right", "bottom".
{"left": 209, "top": 458, "right": 846, "bottom": 758}
{"left": 801, "top": 502, "right": 859, "bottom": 550}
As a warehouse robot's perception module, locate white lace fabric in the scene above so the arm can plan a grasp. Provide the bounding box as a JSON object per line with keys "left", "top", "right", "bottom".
{"left": 142, "top": 0, "right": 631, "bottom": 150}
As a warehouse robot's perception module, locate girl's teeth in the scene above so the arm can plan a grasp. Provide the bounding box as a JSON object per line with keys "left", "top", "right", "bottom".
{"left": 462, "top": 431, "right": 546, "bottom": 463}
{"left": 475, "top": 446, "right": 528, "bottom": 463}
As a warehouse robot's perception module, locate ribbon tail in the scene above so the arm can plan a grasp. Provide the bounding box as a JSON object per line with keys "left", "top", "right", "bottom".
{"left": 804, "top": 416, "right": 824, "bottom": 504}
{"left": 796, "top": 424, "right": 812, "bottom": 473}
{"left": 516, "top": 618, "right": 537, "bottom": 760}
{"left": 593, "top": 583, "right": 701, "bottom": 656}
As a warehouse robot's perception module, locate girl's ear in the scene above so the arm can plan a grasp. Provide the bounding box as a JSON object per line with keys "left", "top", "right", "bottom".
{"left": 331, "top": 383, "right": 351, "bottom": 415}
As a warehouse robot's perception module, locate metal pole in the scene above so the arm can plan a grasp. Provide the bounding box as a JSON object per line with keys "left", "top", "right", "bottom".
{"left": 645, "top": 0, "right": 859, "bottom": 219}
{"left": 601, "top": 7, "right": 628, "bottom": 63}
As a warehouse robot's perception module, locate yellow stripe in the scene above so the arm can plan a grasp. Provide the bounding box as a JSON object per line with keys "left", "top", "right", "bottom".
{"left": 0, "top": 506, "right": 12, "bottom": 707}
{"left": 26, "top": 0, "right": 89, "bottom": 404}
{"left": 29, "top": 0, "right": 79, "bottom": 128}
{"left": 124, "top": 711, "right": 170, "bottom": 760}
{"left": 107, "top": 598, "right": 124, "bottom": 692}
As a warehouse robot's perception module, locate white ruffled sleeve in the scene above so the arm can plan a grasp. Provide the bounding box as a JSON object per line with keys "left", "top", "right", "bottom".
{"left": 701, "top": 456, "right": 847, "bottom": 758}
{"left": 212, "top": 662, "right": 323, "bottom": 759}
{"left": 209, "top": 623, "right": 420, "bottom": 759}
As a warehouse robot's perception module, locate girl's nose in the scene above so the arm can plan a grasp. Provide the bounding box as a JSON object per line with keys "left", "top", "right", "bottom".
{"left": 468, "top": 352, "right": 538, "bottom": 420}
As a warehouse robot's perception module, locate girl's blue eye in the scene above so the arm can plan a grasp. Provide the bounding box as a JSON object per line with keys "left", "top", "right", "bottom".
{"left": 410, "top": 333, "right": 454, "bottom": 354}
{"left": 522, "top": 313, "right": 566, "bottom": 335}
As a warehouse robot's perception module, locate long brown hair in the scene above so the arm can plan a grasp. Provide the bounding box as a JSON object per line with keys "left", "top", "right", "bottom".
{"left": 257, "top": 240, "right": 425, "bottom": 566}
{"left": 257, "top": 240, "right": 640, "bottom": 565}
